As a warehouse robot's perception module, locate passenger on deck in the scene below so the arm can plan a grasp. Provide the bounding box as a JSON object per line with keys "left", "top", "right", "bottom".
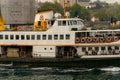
{"left": 108, "top": 50, "right": 113, "bottom": 55}
{"left": 92, "top": 49, "right": 97, "bottom": 55}
{"left": 85, "top": 50, "right": 88, "bottom": 55}
{"left": 88, "top": 50, "right": 92, "bottom": 55}
{"left": 101, "top": 50, "right": 107, "bottom": 55}
{"left": 114, "top": 49, "right": 119, "bottom": 55}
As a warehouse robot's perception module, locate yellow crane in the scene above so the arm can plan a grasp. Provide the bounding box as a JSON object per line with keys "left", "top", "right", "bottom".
{"left": 0, "top": 11, "right": 5, "bottom": 31}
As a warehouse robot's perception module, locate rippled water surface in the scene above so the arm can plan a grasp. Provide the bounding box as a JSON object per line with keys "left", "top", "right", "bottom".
{"left": 0, "top": 67, "right": 120, "bottom": 80}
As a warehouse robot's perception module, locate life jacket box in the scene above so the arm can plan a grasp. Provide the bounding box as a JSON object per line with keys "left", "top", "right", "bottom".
{"left": 7, "top": 48, "right": 19, "bottom": 57}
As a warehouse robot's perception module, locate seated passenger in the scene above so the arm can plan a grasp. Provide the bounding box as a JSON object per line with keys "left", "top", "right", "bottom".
{"left": 88, "top": 50, "right": 92, "bottom": 55}
{"left": 108, "top": 50, "right": 112, "bottom": 55}
{"left": 114, "top": 49, "right": 119, "bottom": 55}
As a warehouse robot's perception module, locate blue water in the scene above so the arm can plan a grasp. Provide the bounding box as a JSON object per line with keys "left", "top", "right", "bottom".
{"left": 0, "top": 67, "right": 120, "bottom": 80}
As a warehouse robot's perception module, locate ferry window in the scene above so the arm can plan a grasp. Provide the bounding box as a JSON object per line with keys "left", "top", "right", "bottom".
{"left": 95, "top": 47, "right": 99, "bottom": 51}
{"left": 108, "top": 46, "right": 112, "bottom": 50}
{"left": 68, "top": 21, "right": 71, "bottom": 25}
{"left": 115, "top": 46, "right": 119, "bottom": 49}
{"left": 5, "top": 35, "right": 8, "bottom": 40}
{"left": 66, "top": 34, "right": 70, "bottom": 40}
{"left": 26, "top": 35, "right": 30, "bottom": 40}
{"left": 82, "top": 47, "right": 86, "bottom": 52}
{"left": 0, "top": 35, "right": 3, "bottom": 39}
{"left": 48, "top": 35, "right": 52, "bottom": 40}
{"left": 60, "top": 35, "right": 64, "bottom": 40}
{"left": 10, "top": 35, "right": 14, "bottom": 40}
{"left": 42, "top": 35, "right": 46, "bottom": 40}
{"left": 63, "top": 21, "right": 66, "bottom": 26}
{"left": 21, "top": 35, "right": 25, "bottom": 40}
{"left": 58, "top": 21, "right": 62, "bottom": 26}
{"left": 54, "top": 34, "right": 58, "bottom": 40}
{"left": 73, "top": 21, "right": 77, "bottom": 25}
{"left": 16, "top": 35, "right": 19, "bottom": 40}
{"left": 31, "top": 35, "right": 35, "bottom": 40}
{"left": 101, "top": 47, "right": 105, "bottom": 50}
{"left": 37, "top": 35, "right": 41, "bottom": 40}
{"left": 88, "top": 47, "right": 92, "bottom": 50}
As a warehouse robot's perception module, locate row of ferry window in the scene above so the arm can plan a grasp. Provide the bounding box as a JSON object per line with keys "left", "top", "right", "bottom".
{"left": 0, "top": 34, "right": 70, "bottom": 40}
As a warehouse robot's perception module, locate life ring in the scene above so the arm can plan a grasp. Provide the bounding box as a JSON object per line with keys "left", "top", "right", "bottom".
{"left": 75, "top": 38, "right": 80, "bottom": 43}
{"left": 93, "top": 37, "right": 99, "bottom": 43}
{"left": 100, "top": 37, "right": 105, "bottom": 42}
{"left": 114, "top": 36, "right": 119, "bottom": 42}
{"left": 17, "top": 26, "right": 22, "bottom": 31}
{"left": 81, "top": 37, "right": 86, "bottom": 43}
{"left": 106, "top": 37, "right": 112, "bottom": 42}
{"left": 87, "top": 37, "right": 92, "bottom": 43}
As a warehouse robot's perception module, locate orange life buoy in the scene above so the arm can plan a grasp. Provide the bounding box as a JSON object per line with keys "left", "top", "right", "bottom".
{"left": 75, "top": 38, "right": 80, "bottom": 43}
{"left": 87, "top": 37, "right": 92, "bottom": 43}
{"left": 114, "top": 36, "right": 119, "bottom": 42}
{"left": 81, "top": 37, "right": 86, "bottom": 43}
{"left": 93, "top": 37, "right": 99, "bottom": 43}
{"left": 17, "top": 26, "right": 22, "bottom": 31}
{"left": 106, "top": 37, "right": 112, "bottom": 42}
{"left": 100, "top": 37, "right": 105, "bottom": 43}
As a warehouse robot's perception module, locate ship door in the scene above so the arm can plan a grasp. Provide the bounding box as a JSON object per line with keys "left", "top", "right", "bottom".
{"left": 57, "top": 47, "right": 77, "bottom": 58}
{"left": 63, "top": 47, "right": 77, "bottom": 58}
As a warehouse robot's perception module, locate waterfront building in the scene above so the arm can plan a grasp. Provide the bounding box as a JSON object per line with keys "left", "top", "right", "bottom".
{"left": 0, "top": 0, "right": 35, "bottom": 25}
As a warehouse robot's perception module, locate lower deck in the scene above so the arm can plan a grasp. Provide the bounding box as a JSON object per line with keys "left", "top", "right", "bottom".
{"left": 0, "top": 56, "right": 120, "bottom": 68}
{"left": 0, "top": 45, "right": 120, "bottom": 68}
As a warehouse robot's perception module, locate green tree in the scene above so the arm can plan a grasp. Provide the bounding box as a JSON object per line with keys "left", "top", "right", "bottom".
{"left": 90, "top": 2, "right": 120, "bottom": 21}
{"left": 69, "top": 4, "right": 90, "bottom": 19}
{"left": 38, "top": 2, "right": 64, "bottom": 15}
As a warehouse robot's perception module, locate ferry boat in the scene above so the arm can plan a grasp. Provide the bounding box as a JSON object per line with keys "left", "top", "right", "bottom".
{"left": 0, "top": 1, "right": 120, "bottom": 68}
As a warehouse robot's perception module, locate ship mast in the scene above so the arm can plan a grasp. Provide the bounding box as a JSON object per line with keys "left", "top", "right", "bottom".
{"left": 63, "top": 0, "right": 67, "bottom": 18}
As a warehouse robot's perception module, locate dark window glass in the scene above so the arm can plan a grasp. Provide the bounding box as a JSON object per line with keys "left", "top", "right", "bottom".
{"left": 88, "top": 47, "right": 92, "bottom": 50}
{"left": 60, "top": 35, "right": 64, "bottom": 40}
{"left": 115, "top": 46, "right": 119, "bottom": 49}
{"left": 54, "top": 35, "right": 58, "bottom": 40}
{"left": 10, "top": 35, "right": 14, "bottom": 40}
{"left": 66, "top": 34, "right": 70, "bottom": 40}
{"left": 108, "top": 46, "right": 112, "bottom": 50}
{"left": 21, "top": 35, "right": 24, "bottom": 40}
{"left": 37, "top": 35, "right": 41, "bottom": 40}
{"left": 43, "top": 35, "right": 46, "bottom": 40}
{"left": 26, "top": 35, "right": 30, "bottom": 40}
{"left": 95, "top": 47, "right": 99, "bottom": 51}
{"left": 5, "top": 35, "right": 8, "bottom": 39}
{"left": 48, "top": 35, "right": 52, "bottom": 40}
{"left": 63, "top": 21, "right": 66, "bottom": 26}
{"left": 0, "top": 35, "right": 3, "bottom": 39}
{"left": 58, "top": 21, "right": 62, "bottom": 26}
{"left": 16, "top": 35, "right": 19, "bottom": 40}
{"left": 31, "top": 35, "right": 35, "bottom": 40}
{"left": 82, "top": 47, "right": 86, "bottom": 52}
{"left": 101, "top": 47, "right": 105, "bottom": 50}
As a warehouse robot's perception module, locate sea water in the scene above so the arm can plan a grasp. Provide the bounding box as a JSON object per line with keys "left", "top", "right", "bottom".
{"left": 0, "top": 67, "right": 120, "bottom": 80}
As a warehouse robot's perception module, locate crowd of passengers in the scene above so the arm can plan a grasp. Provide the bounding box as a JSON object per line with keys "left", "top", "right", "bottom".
{"left": 85, "top": 49, "right": 120, "bottom": 55}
